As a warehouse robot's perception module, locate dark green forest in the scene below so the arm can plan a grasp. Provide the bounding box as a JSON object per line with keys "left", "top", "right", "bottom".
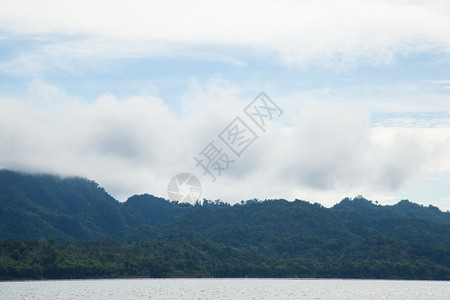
{"left": 1, "top": 170, "right": 449, "bottom": 280}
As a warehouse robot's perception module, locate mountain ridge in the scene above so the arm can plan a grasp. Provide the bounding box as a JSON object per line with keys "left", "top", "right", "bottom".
{"left": 1, "top": 169, "right": 449, "bottom": 240}
{"left": 0, "top": 169, "right": 449, "bottom": 280}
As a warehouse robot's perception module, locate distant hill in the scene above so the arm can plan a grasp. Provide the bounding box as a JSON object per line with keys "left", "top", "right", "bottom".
{"left": 0, "top": 170, "right": 128, "bottom": 239}
{"left": 0, "top": 169, "right": 449, "bottom": 280}
{"left": 121, "top": 194, "right": 192, "bottom": 228}
{"left": 0, "top": 170, "right": 198, "bottom": 240}
{"left": 332, "top": 195, "right": 450, "bottom": 224}
{"left": 1, "top": 169, "right": 449, "bottom": 241}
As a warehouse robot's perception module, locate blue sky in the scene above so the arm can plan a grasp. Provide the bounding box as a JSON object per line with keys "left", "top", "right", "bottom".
{"left": 1, "top": 1, "right": 450, "bottom": 210}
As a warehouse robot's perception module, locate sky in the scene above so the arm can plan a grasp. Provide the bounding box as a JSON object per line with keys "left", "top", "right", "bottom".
{"left": 0, "top": 0, "right": 450, "bottom": 211}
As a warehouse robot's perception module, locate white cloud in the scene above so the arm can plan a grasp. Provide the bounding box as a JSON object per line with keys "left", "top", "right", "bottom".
{"left": 0, "top": 79, "right": 243, "bottom": 200}
{"left": 1, "top": 79, "right": 449, "bottom": 211}
{"left": 1, "top": 0, "right": 450, "bottom": 70}
{"left": 216, "top": 99, "right": 449, "bottom": 202}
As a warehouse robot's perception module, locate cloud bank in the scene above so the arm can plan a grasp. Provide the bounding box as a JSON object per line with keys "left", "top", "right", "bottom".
{"left": 1, "top": 79, "right": 449, "bottom": 208}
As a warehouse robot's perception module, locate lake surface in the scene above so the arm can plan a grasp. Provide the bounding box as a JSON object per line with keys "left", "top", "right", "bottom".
{"left": 1, "top": 278, "right": 449, "bottom": 299}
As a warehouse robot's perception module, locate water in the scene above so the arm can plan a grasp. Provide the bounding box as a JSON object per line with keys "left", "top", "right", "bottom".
{"left": 0, "top": 278, "right": 449, "bottom": 299}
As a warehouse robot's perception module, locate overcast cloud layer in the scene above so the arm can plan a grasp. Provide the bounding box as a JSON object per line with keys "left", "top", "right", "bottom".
{"left": 0, "top": 1, "right": 450, "bottom": 210}
{"left": 2, "top": 0, "right": 450, "bottom": 66}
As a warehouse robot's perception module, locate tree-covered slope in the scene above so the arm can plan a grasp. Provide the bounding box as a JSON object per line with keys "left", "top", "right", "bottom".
{"left": 121, "top": 194, "right": 192, "bottom": 228}
{"left": 2, "top": 169, "right": 449, "bottom": 243}
{"left": 1, "top": 169, "right": 449, "bottom": 280}
{"left": 0, "top": 170, "right": 128, "bottom": 239}
{"left": 332, "top": 196, "right": 450, "bottom": 224}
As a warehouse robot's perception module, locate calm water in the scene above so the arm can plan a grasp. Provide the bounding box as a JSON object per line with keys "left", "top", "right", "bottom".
{"left": 0, "top": 278, "right": 449, "bottom": 299}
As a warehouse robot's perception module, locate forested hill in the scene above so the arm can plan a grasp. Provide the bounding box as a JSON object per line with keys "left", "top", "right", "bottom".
{"left": 333, "top": 196, "right": 450, "bottom": 224}
{"left": 1, "top": 169, "right": 449, "bottom": 240}
{"left": 0, "top": 169, "right": 128, "bottom": 239}
{"left": 0, "top": 170, "right": 194, "bottom": 239}
{"left": 1, "top": 169, "right": 449, "bottom": 280}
